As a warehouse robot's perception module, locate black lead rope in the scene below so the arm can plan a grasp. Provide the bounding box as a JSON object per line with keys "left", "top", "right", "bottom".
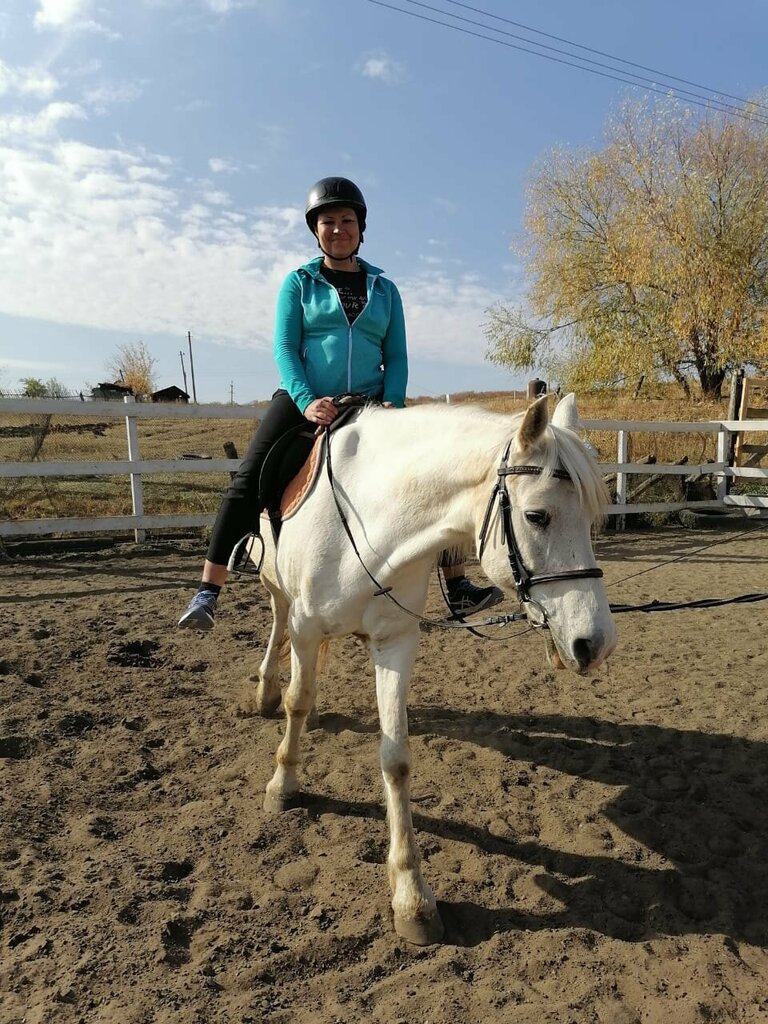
{"left": 603, "top": 518, "right": 768, "bottom": 614}
{"left": 610, "top": 592, "right": 768, "bottom": 614}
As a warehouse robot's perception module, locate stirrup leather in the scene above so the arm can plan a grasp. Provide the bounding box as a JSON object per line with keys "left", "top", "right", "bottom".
{"left": 227, "top": 532, "right": 265, "bottom": 576}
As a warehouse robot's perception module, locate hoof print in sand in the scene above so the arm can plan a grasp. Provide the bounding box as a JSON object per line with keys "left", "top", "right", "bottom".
{"left": 57, "top": 712, "right": 96, "bottom": 737}
{"left": 160, "top": 860, "right": 194, "bottom": 883}
{"left": 116, "top": 898, "right": 142, "bottom": 925}
{"left": 88, "top": 816, "right": 120, "bottom": 841}
{"left": 159, "top": 916, "right": 198, "bottom": 967}
{"left": 122, "top": 716, "right": 147, "bottom": 732}
{"left": 0, "top": 735, "right": 36, "bottom": 759}
{"left": 108, "top": 639, "right": 162, "bottom": 669}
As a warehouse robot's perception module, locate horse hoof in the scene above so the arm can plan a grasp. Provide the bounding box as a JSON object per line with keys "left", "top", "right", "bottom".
{"left": 237, "top": 677, "right": 281, "bottom": 718}
{"left": 394, "top": 909, "right": 444, "bottom": 946}
{"left": 263, "top": 790, "right": 300, "bottom": 814}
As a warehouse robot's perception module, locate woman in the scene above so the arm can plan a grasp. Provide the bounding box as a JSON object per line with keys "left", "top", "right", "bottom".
{"left": 178, "top": 176, "right": 502, "bottom": 629}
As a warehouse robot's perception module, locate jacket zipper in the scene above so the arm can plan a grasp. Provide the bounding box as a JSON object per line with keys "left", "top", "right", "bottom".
{"left": 311, "top": 264, "right": 378, "bottom": 395}
{"left": 348, "top": 270, "right": 377, "bottom": 391}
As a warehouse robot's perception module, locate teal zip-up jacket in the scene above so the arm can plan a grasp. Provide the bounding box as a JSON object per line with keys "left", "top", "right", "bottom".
{"left": 273, "top": 256, "right": 408, "bottom": 413}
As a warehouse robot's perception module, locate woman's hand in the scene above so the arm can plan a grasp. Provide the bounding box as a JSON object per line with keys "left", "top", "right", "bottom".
{"left": 382, "top": 401, "right": 395, "bottom": 408}
{"left": 304, "top": 396, "right": 338, "bottom": 426}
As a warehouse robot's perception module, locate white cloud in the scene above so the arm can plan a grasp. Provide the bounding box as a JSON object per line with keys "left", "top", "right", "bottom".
{"left": 0, "top": 130, "right": 308, "bottom": 350}
{"left": 204, "top": 0, "right": 269, "bottom": 12}
{"left": 209, "top": 157, "right": 239, "bottom": 174}
{"left": 34, "top": 0, "right": 114, "bottom": 35}
{"left": 0, "top": 123, "right": 504, "bottom": 367}
{"left": 202, "top": 189, "right": 231, "bottom": 206}
{"left": 35, "top": 0, "right": 90, "bottom": 28}
{"left": 399, "top": 271, "right": 508, "bottom": 364}
{"left": 0, "top": 68, "right": 505, "bottom": 371}
{"left": 0, "top": 101, "right": 86, "bottom": 139}
{"left": 0, "top": 61, "right": 60, "bottom": 99}
{"left": 82, "top": 80, "right": 145, "bottom": 113}
{"left": 359, "top": 52, "right": 406, "bottom": 86}
{"left": 176, "top": 98, "right": 212, "bottom": 113}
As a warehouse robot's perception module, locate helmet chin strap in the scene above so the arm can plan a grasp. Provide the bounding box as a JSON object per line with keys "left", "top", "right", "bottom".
{"left": 318, "top": 244, "right": 359, "bottom": 264}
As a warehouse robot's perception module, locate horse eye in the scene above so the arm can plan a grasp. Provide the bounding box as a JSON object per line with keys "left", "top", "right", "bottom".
{"left": 525, "top": 510, "right": 551, "bottom": 528}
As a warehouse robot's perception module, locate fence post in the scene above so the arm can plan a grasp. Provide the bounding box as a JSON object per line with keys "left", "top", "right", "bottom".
{"left": 616, "top": 429, "right": 628, "bottom": 531}
{"left": 716, "top": 425, "right": 730, "bottom": 504}
{"left": 124, "top": 396, "right": 145, "bottom": 542}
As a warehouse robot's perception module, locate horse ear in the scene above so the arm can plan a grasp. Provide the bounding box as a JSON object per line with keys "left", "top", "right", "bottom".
{"left": 516, "top": 395, "right": 549, "bottom": 450}
{"left": 551, "top": 392, "right": 579, "bottom": 431}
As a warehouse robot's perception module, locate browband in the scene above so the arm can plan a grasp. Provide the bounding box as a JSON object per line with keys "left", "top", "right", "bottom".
{"left": 499, "top": 465, "right": 571, "bottom": 480}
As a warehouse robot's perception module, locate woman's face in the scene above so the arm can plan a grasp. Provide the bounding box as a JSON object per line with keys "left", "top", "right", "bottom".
{"left": 315, "top": 205, "right": 360, "bottom": 261}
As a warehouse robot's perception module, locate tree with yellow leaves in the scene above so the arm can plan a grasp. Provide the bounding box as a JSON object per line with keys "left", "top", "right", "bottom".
{"left": 107, "top": 340, "right": 157, "bottom": 399}
{"left": 486, "top": 99, "right": 768, "bottom": 398}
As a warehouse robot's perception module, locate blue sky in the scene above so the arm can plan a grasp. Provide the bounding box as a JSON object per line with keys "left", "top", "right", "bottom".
{"left": 0, "top": 0, "right": 766, "bottom": 403}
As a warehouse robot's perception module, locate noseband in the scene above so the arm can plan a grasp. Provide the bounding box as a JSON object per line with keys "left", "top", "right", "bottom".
{"left": 477, "top": 441, "right": 604, "bottom": 627}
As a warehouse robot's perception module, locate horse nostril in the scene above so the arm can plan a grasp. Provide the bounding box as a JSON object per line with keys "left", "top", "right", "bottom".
{"left": 572, "top": 637, "right": 597, "bottom": 671}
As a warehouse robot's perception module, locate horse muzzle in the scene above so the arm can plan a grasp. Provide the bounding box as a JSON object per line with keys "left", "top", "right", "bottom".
{"left": 545, "top": 628, "right": 616, "bottom": 675}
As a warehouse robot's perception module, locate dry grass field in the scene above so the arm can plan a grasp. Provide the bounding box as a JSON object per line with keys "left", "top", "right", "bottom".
{"left": 1, "top": 388, "right": 762, "bottom": 527}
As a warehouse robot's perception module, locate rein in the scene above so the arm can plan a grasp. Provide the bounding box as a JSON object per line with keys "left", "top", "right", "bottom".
{"left": 323, "top": 425, "right": 521, "bottom": 637}
{"left": 323, "top": 421, "right": 601, "bottom": 636}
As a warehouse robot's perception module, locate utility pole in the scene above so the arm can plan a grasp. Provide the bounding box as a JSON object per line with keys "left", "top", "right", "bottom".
{"left": 187, "top": 331, "right": 198, "bottom": 403}
{"left": 179, "top": 351, "right": 188, "bottom": 395}
{"left": 230, "top": 380, "right": 234, "bottom": 405}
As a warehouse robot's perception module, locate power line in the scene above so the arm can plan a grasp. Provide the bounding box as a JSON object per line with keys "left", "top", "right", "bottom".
{"left": 439, "top": 0, "right": 768, "bottom": 114}
{"left": 402, "top": 0, "right": 762, "bottom": 121}
{"left": 365, "top": 0, "right": 768, "bottom": 128}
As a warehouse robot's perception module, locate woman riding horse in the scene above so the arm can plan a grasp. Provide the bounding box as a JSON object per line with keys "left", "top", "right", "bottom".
{"left": 178, "top": 176, "right": 503, "bottom": 629}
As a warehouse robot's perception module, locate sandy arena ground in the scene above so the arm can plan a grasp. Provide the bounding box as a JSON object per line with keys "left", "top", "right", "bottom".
{"left": 2, "top": 524, "right": 768, "bottom": 1024}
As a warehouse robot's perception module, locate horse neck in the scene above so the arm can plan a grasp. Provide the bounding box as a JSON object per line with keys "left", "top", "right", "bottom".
{"left": 356, "top": 407, "right": 508, "bottom": 546}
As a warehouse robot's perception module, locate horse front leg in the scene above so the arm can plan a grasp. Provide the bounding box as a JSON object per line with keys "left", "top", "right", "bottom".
{"left": 372, "top": 628, "right": 444, "bottom": 945}
{"left": 263, "top": 628, "right": 320, "bottom": 813}
{"left": 238, "top": 584, "right": 287, "bottom": 717}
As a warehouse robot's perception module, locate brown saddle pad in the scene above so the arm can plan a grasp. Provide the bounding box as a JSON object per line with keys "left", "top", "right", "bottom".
{"left": 279, "top": 433, "right": 326, "bottom": 519}
{"left": 259, "top": 405, "right": 362, "bottom": 528}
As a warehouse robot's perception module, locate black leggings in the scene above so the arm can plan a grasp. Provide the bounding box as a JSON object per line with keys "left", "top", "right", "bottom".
{"left": 206, "top": 389, "right": 305, "bottom": 565}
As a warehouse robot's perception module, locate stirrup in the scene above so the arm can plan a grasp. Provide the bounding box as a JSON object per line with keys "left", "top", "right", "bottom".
{"left": 227, "top": 532, "right": 265, "bottom": 576}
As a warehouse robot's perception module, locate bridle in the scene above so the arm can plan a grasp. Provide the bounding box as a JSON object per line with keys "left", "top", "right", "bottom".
{"left": 324, "top": 415, "right": 604, "bottom": 636}
{"left": 477, "top": 439, "right": 604, "bottom": 628}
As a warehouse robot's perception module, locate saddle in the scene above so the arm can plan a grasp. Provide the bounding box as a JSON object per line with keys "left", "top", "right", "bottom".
{"left": 258, "top": 394, "right": 374, "bottom": 538}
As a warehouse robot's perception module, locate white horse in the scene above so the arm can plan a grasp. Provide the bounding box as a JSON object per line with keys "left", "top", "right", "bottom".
{"left": 246, "top": 394, "right": 616, "bottom": 944}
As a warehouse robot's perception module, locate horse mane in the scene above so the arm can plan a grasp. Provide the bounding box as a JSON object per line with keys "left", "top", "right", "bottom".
{"left": 357, "top": 402, "right": 608, "bottom": 522}
{"left": 541, "top": 422, "right": 609, "bottom": 524}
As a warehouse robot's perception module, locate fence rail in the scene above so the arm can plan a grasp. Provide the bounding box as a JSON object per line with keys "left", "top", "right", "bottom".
{"left": 1, "top": 397, "right": 766, "bottom": 540}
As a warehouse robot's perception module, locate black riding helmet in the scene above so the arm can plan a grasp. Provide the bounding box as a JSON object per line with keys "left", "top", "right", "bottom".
{"left": 305, "top": 176, "right": 367, "bottom": 237}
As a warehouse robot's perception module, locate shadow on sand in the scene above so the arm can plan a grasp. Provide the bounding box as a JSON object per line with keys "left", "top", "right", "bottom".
{"left": 308, "top": 708, "right": 768, "bottom": 948}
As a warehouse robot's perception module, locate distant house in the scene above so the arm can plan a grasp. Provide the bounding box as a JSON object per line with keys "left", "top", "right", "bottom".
{"left": 91, "top": 381, "right": 134, "bottom": 401}
{"left": 151, "top": 385, "right": 190, "bottom": 404}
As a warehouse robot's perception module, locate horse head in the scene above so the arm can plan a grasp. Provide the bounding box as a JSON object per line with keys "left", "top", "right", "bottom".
{"left": 478, "top": 393, "right": 616, "bottom": 674}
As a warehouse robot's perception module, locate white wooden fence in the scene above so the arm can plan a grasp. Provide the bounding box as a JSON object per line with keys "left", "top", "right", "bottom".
{"left": 1, "top": 397, "right": 766, "bottom": 541}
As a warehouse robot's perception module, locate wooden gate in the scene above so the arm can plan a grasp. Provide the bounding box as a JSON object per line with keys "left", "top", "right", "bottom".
{"left": 735, "top": 377, "right": 768, "bottom": 467}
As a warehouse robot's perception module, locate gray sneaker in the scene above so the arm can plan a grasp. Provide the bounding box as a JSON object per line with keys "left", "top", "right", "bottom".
{"left": 447, "top": 578, "right": 504, "bottom": 617}
{"left": 178, "top": 589, "right": 218, "bottom": 630}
